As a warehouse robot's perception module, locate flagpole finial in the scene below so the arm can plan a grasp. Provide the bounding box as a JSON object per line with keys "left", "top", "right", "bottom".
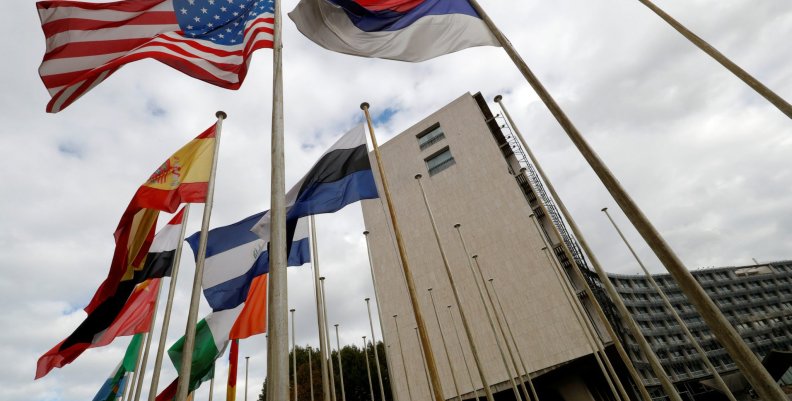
{"left": 415, "top": 174, "right": 422, "bottom": 179}
{"left": 360, "top": 102, "right": 370, "bottom": 110}
{"left": 453, "top": 223, "right": 461, "bottom": 228}
{"left": 529, "top": 214, "right": 535, "bottom": 218}
{"left": 428, "top": 287, "right": 433, "bottom": 292}
{"left": 472, "top": 254, "right": 478, "bottom": 259}
{"left": 320, "top": 276, "right": 326, "bottom": 281}
{"left": 290, "top": 308, "right": 295, "bottom": 312}
{"left": 541, "top": 247, "right": 547, "bottom": 251}
{"left": 363, "top": 230, "right": 369, "bottom": 235}
{"left": 334, "top": 324, "right": 339, "bottom": 327}
{"left": 494, "top": 95, "right": 503, "bottom": 103}
{"left": 601, "top": 207, "right": 608, "bottom": 212}
{"left": 215, "top": 111, "right": 227, "bottom": 119}
{"left": 365, "top": 297, "right": 370, "bottom": 301}
{"left": 488, "top": 278, "right": 494, "bottom": 282}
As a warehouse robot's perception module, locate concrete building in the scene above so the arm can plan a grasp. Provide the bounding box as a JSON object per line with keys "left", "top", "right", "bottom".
{"left": 607, "top": 261, "right": 792, "bottom": 400}
{"left": 361, "top": 92, "right": 623, "bottom": 401}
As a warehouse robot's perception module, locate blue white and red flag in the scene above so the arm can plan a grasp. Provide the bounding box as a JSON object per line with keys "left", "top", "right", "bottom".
{"left": 36, "top": 0, "right": 275, "bottom": 113}
{"left": 289, "top": 0, "right": 498, "bottom": 62}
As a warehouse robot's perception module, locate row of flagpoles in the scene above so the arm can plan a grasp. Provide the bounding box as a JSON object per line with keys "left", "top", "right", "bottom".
{"left": 35, "top": 0, "right": 791, "bottom": 400}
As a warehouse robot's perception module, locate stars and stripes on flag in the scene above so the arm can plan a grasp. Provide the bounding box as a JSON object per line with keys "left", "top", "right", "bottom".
{"left": 36, "top": 0, "right": 275, "bottom": 113}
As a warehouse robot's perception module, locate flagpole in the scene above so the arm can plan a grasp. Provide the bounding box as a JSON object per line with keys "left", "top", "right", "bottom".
{"left": 310, "top": 216, "right": 332, "bottom": 401}
{"left": 447, "top": 221, "right": 523, "bottom": 401}
{"left": 427, "top": 288, "right": 463, "bottom": 401}
{"left": 244, "top": 357, "right": 250, "bottom": 401}
{"left": 602, "top": 208, "right": 738, "bottom": 401}
{"left": 494, "top": 95, "right": 652, "bottom": 401}
{"left": 291, "top": 309, "right": 298, "bottom": 401}
{"left": 125, "top": 332, "right": 149, "bottom": 401}
{"left": 148, "top": 204, "right": 191, "bottom": 401}
{"left": 508, "top": 162, "right": 629, "bottom": 401}
{"left": 447, "top": 305, "right": 482, "bottom": 401}
{"left": 334, "top": 324, "right": 347, "bottom": 401}
{"left": 360, "top": 103, "right": 446, "bottom": 401}
{"left": 469, "top": 255, "right": 534, "bottom": 401}
{"left": 208, "top": 375, "right": 215, "bottom": 401}
{"left": 412, "top": 175, "right": 498, "bottom": 401}
{"left": 363, "top": 231, "right": 393, "bottom": 401}
{"left": 133, "top": 282, "right": 164, "bottom": 401}
{"left": 320, "top": 277, "right": 339, "bottom": 401}
{"left": 308, "top": 346, "right": 315, "bottom": 401}
{"left": 363, "top": 337, "right": 375, "bottom": 401}
{"left": 468, "top": 1, "right": 786, "bottom": 398}
{"left": 526, "top": 215, "right": 626, "bottom": 401}
{"left": 393, "top": 315, "right": 414, "bottom": 401}
{"left": 267, "top": 0, "right": 289, "bottom": 397}
{"left": 176, "top": 111, "right": 225, "bottom": 401}
{"left": 414, "top": 327, "right": 433, "bottom": 397}
{"left": 486, "top": 279, "right": 539, "bottom": 401}
{"left": 636, "top": 0, "right": 792, "bottom": 119}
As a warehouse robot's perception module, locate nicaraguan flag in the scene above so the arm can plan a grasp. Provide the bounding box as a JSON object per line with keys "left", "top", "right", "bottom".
{"left": 289, "top": 0, "right": 499, "bottom": 62}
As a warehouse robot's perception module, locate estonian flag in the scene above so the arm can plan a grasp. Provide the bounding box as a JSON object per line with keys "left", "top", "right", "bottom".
{"left": 251, "top": 123, "right": 379, "bottom": 239}
{"left": 289, "top": 0, "right": 499, "bottom": 62}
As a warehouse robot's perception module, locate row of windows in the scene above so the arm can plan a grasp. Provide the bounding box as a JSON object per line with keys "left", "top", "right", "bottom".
{"left": 416, "top": 124, "right": 456, "bottom": 176}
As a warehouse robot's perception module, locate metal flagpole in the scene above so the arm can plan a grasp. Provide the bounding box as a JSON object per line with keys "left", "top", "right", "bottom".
{"left": 208, "top": 375, "right": 215, "bottom": 401}
{"left": 447, "top": 222, "right": 520, "bottom": 401}
{"left": 175, "top": 111, "right": 225, "bottom": 401}
{"left": 291, "top": 309, "right": 298, "bottom": 401}
{"left": 360, "top": 103, "right": 445, "bottom": 401}
{"left": 266, "top": 0, "right": 289, "bottom": 397}
{"left": 125, "top": 332, "right": 149, "bottom": 401}
{"left": 636, "top": 0, "right": 792, "bottom": 119}
{"left": 334, "top": 325, "right": 347, "bottom": 401}
{"left": 526, "top": 215, "right": 625, "bottom": 401}
{"left": 487, "top": 279, "right": 539, "bottom": 401}
{"left": 363, "top": 230, "right": 392, "bottom": 401}
{"left": 148, "top": 204, "right": 191, "bottom": 401}
{"left": 363, "top": 337, "right": 375, "bottom": 401}
{"left": 428, "top": 289, "right": 463, "bottom": 401}
{"left": 414, "top": 327, "right": 434, "bottom": 397}
{"left": 244, "top": 357, "right": 250, "bottom": 401}
{"left": 133, "top": 282, "right": 164, "bottom": 401}
{"left": 121, "top": 369, "right": 135, "bottom": 401}
{"left": 468, "top": 0, "right": 787, "bottom": 397}
{"left": 494, "top": 95, "right": 652, "bottom": 401}
{"left": 602, "top": 208, "right": 739, "bottom": 401}
{"left": 507, "top": 160, "right": 630, "bottom": 401}
{"left": 308, "top": 346, "right": 315, "bottom": 401}
{"left": 320, "top": 277, "right": 338, "bottom": 401}
{"left": 310, "top": 216, "right": 332, "bottom": 401}
{"left": 364, "top": 297, "right": 389, "bottom": 401}
{"left": 413, "top": 174, "right": 496, "bottom": 401}
{"left": 447, "top": 305, "right": 482, "bottom": 401}
{"left": 393, "top": 315, "right": 414, "bottom": 401}
{"left": 469, "top": 255, "right": 534, "bottom": 401}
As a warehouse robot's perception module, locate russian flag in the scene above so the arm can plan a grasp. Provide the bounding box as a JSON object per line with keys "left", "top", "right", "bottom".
{"left": 289, "top": 0, "right": 499, "bottom": 62}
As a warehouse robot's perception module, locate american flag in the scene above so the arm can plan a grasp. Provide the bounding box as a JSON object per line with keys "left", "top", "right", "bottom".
{"left": 37, "top": 0, "right": 275, "bottom": 113}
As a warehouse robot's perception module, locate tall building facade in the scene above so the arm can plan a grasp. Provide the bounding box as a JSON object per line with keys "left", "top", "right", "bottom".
{"left": 361, "top": 93, "right": 621, "bottom": 401}
{"left": 607, "top": 261, "right": 792, "bottom": 400}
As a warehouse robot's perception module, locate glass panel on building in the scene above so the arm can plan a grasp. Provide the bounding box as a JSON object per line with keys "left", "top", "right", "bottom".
{"left": 417, "top": 124, "right": 446, "bottom": 150}
{"left": 425, "top": 147, "right": 455, "bottom": 176}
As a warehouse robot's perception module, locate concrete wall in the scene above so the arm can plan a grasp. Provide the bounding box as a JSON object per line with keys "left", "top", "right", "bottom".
{"left": 361, "top": 93, "right": 596, "bottom": 401}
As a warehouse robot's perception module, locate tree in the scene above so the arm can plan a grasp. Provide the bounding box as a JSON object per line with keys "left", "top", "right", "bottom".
{"left": 258, "top": 342, "right": 393, "bottom": 401}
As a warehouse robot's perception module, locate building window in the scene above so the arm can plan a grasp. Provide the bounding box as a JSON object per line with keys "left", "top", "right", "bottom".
{"left": 425, "top": 147, "right": 456, "bottom": 176}
{"left": 417, "top": 124, "right": 446, "bottom": 150}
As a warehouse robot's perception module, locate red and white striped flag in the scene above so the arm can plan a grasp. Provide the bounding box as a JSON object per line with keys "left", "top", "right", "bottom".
{"left": 36, "top": 0, "right": 275, "bottom": 113}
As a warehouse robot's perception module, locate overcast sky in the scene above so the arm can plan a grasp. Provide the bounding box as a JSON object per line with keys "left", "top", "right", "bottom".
{"left": 1, "top": 0, "right": 790, "bottom": 400}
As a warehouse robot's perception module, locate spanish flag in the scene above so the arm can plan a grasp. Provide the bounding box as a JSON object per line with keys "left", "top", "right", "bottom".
{"left": 87, "top": 125, "right": 216, "bottom": 313}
